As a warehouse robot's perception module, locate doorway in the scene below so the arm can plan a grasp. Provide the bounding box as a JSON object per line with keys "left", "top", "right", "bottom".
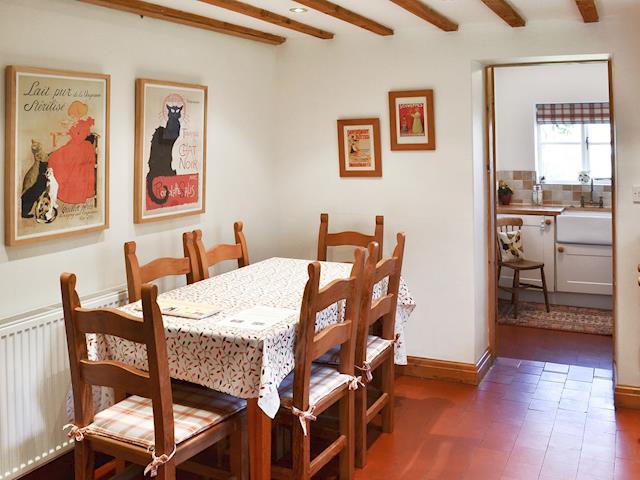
{"left": 485, "top": 59, "right": 616, "bottom": 372}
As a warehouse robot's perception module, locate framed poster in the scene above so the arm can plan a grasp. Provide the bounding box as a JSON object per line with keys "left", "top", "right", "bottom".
{"left": 4, "top": 66, "right": 110, "bottom": 246}
{"left": 134, "top": 79, "right": 207, "bottom": 223}
{"left": 337, "top": 118, "right": 382, "bottom": 178}
{"left": 388, "top": 89, "right": 436, "bottom": 151}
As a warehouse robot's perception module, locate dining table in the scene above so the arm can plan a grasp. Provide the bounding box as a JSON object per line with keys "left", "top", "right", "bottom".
{"left": 90, "top": 256, "right": 416, "bottom": 480}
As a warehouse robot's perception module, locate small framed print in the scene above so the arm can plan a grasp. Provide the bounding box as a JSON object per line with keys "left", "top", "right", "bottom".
{"left": 337, "top": 118, "right": 382, "bottom": 178}
{"left": 389, "top": 89, "right": 436, "bottom": 151}
{"left": 134, "top": 78, "right": 207, "bottom": 224}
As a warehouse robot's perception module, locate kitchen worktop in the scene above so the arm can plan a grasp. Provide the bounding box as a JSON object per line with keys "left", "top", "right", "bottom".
{"left": 497, "top": 205, "right": 566, "bottom": 216}
{"left": 497, "top": 204, "right": 612, "bottom": 216}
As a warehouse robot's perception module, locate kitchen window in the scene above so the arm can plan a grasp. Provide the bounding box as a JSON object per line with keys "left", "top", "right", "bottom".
{"left": 535, "top": 103, "right": 611, "bottom": 184}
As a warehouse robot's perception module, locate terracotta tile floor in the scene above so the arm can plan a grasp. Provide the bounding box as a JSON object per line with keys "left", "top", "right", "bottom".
{"left": 497, "top": 324, "right": 613, "bottom": 369}
{"left": 28, "top": 359, "right": 640, "bottom": 480}
{"left": 349, "top": 360, "right": 640, "bottom": 480}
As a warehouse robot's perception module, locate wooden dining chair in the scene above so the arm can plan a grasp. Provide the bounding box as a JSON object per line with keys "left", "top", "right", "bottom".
{"left": 496, "top": 217, "right": 550, "bottom": 318}
{"left": 191, "top": 221, "right": 249, "bottom": 280}
{"left": 272, "top": 248, "right": 366, "bottom": 480}
{"left": 60, "top": 273, "right": 247, "bottom": 480}
{"left": 317, "top": 213, "right": 384, "bottom": 262}
{"left": 353, "top": 234, "right": 405, "bottom": 468}
{"left": 124, "top": 234, "right": 199, "bottom": 303}
{"left": 312, "top": 235, "right": 405, "bottom": 468}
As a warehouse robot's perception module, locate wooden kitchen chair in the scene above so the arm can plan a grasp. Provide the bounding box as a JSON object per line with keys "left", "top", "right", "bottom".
{"left": 191, "top": 221, "right": 249, "bottom": 280}
{"left": 354, "top": 234, "right": 405, "bottom": 468}
{"left": 60, "top": 273, "right": 247, "bottom": 480}
{"left": 497, "top": 217, "right": 550, "bottom": 318}
{"left": 124, "top": 235, "right": 199, "bottom": 303}
{"left": 313, "top": 235, "right": 405, "bottom": 468}
{"left": 272, "top": 248, "right": 366, "bottom": 480}
{"left": 317, "top": 213, "right": 384, "bottom": 262}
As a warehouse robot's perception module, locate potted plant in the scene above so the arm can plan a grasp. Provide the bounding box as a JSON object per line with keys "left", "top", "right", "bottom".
{"left": 498, "top": 180, "right": 514, "bottom": 205}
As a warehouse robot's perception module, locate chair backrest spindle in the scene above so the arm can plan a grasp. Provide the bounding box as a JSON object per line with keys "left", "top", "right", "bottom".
{"left": 317, "top": 213, "right": 383, "bottom": 262}
{"left": 355, "top": 234, "right": 406, "bottom": 369}
{"left": 191, "top": 221, "right": 249, "bottom": 280}
{"left": 293, "top": 248, "right": 366, "bottom": 412}
{"left": 124, "top": 240, "right": 196, "bottom": 302}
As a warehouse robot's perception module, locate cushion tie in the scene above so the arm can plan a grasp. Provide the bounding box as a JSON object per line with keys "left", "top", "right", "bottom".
{"left": 63, "top": 423, "right": 87, "bottom": 442}
{"left": 144, "top": 445, "right": 177, "bottom": 477}
{"left": 356, "top": 362, "right": 373, "bottom": 383}
{"left": 347, "top": 375, "right": 364, "bottom": 391}
{"left": 291, "top": 405, "right": 317, "bottom": 436}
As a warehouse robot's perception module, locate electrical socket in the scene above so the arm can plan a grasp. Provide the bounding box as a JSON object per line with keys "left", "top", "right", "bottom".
{"left": 633, "top": 186, "right": 640, "bottom": 203}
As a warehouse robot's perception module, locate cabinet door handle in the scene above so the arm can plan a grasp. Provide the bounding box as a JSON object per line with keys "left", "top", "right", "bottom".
{"left": 558, "top": 246, "right": 565, "bottom": 253}
{"left": 545, "top": 219, "right": 552, "bottom": 225}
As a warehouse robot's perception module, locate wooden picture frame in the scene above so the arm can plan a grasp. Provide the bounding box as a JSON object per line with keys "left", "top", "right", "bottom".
{"left": 4, "top": 65, "right": 110, "bottom": 246}
{"left": 388, "top": 89, "right": 436, "bottom": 151}
{"left": 134, "top": 79, "right": 207, "bottom": 224}
{"left": 337, "top": 118, "right": 382, "bottom": 177}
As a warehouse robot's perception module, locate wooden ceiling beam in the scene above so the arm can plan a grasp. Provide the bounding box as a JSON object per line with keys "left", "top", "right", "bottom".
{"left": 575, "top": 0, "right": 599, "bottom": 23}
{"left": 480, "top": 0, "right": 526, "bottom": 28}
{"left": 198, "top": 0, "right": 334, "bottom": 39}
{"left": 77, "top": 0, "right": 286, "bottom": 45}
{"left": 293, "top": 0, "right": 394, "bottom": 36}
{"left": 390, "top": 0, "right": 458, "bottom": 32}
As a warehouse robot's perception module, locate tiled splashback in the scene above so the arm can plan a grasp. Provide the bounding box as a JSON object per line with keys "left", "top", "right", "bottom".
{"left": 497, "top": 170, "right": 612, "bottom": 207}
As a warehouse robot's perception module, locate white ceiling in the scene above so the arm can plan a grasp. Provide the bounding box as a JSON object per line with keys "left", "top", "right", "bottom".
{"left": 147, "top": 0, "right": 637, "bottom": 40}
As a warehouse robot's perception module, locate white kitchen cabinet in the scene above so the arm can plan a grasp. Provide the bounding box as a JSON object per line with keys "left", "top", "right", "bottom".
{"left": 556, "top": 243, "right": 612, "bottom": 295}
{"left": 497, "top": 214, "right": 556, "bottom": 292}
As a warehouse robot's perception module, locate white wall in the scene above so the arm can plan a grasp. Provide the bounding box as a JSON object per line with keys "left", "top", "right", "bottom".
{"left": 494, "top": 62, "right": 610, "bottom": 172}
{"left": 274, "top": 9, "right": 640, "bottom": 386}
{"left": 0, "top": 0, "right": 280, "bottom": 320}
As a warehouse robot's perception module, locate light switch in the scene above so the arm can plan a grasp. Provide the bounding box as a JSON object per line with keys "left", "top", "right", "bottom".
{"left": 634, "top": 186, "right": 640, "bottom": 203}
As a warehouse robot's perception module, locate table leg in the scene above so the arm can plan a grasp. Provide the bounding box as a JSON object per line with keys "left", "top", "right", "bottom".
{"left": 247, "top": 398, "right": 271, "bottom": 480}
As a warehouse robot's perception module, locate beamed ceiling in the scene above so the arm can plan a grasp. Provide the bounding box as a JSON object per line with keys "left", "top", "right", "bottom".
{"left": 78, "top": 0, "right": 632, "bottom": 45}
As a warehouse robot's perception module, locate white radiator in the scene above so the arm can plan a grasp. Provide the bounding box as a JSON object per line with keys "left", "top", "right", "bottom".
{"left": 0, "top": 288, "right": 127, "bottom": 480}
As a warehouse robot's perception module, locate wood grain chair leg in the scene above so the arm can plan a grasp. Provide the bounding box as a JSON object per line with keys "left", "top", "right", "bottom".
{"left": 510, "top": 268, "right": 517, "bottom": 306}
{"left": 540, "top": 267, "right": 551, "bottom": 313}
{"left": 381, "top": 354, "right": 395, "bottom": 434}
{"left": 512, "top": 270, "right": 520, "bottom": 319}
{"left": 354, "top": 385, "right": 367, "bottom": 468}
{"left": 230, "top": 416, "right": 248, "bottom": 480}
{"left": 339, "top": 390, "right": 355, "bottom": 480}
{"left": 155, "top": 459, "right": 176, "bottom": 480}
{"left": 75, "top": 442, "right": 95, "bottom": 480}
{"left": 292, "top": 419, "right": 311, "bottom": 480}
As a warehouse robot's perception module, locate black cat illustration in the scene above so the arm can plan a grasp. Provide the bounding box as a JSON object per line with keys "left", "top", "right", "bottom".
{"left": 146, "top": 105, "right": 182, "bottom": 205}
{"left": 21, "top": 140, "right": 49, "bottom": 218}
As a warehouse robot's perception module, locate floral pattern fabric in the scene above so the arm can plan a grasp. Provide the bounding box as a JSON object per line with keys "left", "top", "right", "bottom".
{"left": 90, "top": 257, "right": 415, "bottom": 418}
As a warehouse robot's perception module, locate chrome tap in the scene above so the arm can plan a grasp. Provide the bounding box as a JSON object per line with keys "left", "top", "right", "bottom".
{"left": 581, "top": 177, "right": 610, "bottom": 208}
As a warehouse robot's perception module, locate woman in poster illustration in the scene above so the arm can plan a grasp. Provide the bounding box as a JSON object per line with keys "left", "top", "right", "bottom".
{"left": 47, "top": 101, "right": 97, "bottom": 205}
{"left": 348, "top": 133, "right": 359, "bottom": 154}
{"left": 411, "top": 108, "right": 424, "bottom": 135}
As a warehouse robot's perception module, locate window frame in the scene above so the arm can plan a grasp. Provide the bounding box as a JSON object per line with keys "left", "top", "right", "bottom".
{"left": 535, "top": 122, "right": 611, "bottom": 185}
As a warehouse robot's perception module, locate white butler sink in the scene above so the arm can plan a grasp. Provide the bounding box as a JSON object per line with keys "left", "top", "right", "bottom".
{"left": 556, "top": 210, "right": 612, "bottom": 245}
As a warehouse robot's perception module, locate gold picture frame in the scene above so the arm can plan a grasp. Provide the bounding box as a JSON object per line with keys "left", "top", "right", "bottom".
{"left": 4, "top": 65, "right": 110, "bottom": 246}
{"left": 389, "top": 89, "right": 436, "bottom": 151}
{"left": 134, "top": 78, "right": 207, "bottom": 224}
{"left": 337, "top": 118, "right": 382, "bottom": 178}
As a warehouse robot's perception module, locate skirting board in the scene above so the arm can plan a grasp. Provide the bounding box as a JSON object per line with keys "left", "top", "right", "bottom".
{"left": 398, "top": 348, "right": 493, "bottom": 385}
{"left": 614, "top": 385, "right": 640, "bottom": 409}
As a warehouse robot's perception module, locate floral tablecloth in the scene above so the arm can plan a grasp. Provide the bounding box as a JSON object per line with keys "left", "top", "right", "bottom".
{"left": 91, "top": 257, "right": 415, "bottom": 418}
